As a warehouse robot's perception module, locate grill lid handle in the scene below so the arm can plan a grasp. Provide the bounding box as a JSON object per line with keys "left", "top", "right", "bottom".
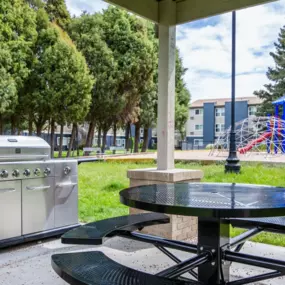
{"left": 56, "top": 182, "right": 77, "bottom": 188}
{"left": 26, "top": 186, "right": 50, "bottom": 191}
{"left": 0, "top": 188, "right": 16, "bottom": 193}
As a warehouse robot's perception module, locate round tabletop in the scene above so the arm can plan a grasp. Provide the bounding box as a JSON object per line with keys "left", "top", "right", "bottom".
{"left": 120, "top": 183, "right": 285, "bottom": 218}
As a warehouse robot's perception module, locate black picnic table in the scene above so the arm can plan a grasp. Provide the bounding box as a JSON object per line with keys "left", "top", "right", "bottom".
{"left": 120, "top": 182, "right": 285, "bottom": 285}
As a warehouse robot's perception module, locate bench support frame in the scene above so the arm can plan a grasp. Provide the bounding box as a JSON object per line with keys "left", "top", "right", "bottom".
{"left": 119, "top": 219, "right": 285, "bottom": 285}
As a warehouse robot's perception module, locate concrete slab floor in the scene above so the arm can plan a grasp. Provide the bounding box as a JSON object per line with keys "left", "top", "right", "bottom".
{"left": 0, "top": 237, "right": 284, "bottom": 285}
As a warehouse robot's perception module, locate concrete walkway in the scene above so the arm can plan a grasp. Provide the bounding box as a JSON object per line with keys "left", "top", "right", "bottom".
{"left": 1, "top": 237, "right": 284, "bottom": 285}
{"left": 105, "top": 150, "right": 285, "bottom": 165}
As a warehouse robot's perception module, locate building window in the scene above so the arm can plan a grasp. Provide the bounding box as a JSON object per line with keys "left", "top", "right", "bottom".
{"left": 215, "top": 107, "right": 225, "bottom": 117}
{"left": 215, "top": 124, "right": 225, "bottom": 133}
{"left": 57, "top": 136, "right": 70, "bottom": 146}
{"left": 248, "top": 106, "right": 257, "bottom": 116}
{"left": 195, "top": 109, "right": 203, "bottom": 115}
{"left": 195, "top": 124, "right": 203, "bottom": 131}
{"left": 194, "top": 139, "right": 203, "bottom": 146}
{"left": 116, "top": 139, "right": 126, "bottom": 147}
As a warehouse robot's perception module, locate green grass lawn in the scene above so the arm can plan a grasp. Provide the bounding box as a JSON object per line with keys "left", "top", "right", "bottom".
{"left": 54, "top": 148, "right": 156, "bottom": 158}
{"left": 78, "top": 161, "right": 285, "bottom": 246}
{"left": 54, "top": 150, "right": 84, "bottom": 158}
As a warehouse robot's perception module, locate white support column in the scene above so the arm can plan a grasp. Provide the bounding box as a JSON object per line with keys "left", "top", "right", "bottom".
{"left": 157, "top": 25, "right": 176, "bottom": 170}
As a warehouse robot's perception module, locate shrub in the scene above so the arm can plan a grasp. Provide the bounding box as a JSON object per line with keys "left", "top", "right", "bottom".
{"left": 206, "top": 144, "right": 214, "bottom": 150}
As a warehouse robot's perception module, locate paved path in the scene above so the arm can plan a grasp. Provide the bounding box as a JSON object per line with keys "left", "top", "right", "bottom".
{"left": 106, "top": 150, "right": 285, "bottom": 165}
{"left": 1, "top": 237, "right": 284, "bottom": 285}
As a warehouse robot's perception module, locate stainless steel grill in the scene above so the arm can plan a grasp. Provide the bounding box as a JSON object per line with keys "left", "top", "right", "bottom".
{"left": 0, "top": 136, "right": 79, "bottom": 248}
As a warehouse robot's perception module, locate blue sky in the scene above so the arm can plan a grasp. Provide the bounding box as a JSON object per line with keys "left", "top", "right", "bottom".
{"left": 65, "top": 0, "right": 285, "bottom": 102}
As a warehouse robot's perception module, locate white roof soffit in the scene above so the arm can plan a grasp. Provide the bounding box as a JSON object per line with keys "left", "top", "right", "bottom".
{"left": 105, "top": 0, "right": 277, "bottom": 25}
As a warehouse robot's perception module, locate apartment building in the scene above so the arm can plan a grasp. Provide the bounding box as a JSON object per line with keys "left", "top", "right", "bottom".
{"left": 186, "top": 96, "right": 263, "bottom": 148}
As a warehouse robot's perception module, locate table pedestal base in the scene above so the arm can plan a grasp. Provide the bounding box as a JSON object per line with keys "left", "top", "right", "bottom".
{"left": 198, "top": 218, "right": 230, "bottom": 284}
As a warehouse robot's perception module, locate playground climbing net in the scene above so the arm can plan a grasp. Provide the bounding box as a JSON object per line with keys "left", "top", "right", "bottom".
{"left": 210, "top": 116, "right": 285, "bottom": 157}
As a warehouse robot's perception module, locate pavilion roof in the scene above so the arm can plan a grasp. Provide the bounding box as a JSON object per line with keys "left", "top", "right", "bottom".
{"left": 105, "top": 0, "right": 276, "bottom": 25}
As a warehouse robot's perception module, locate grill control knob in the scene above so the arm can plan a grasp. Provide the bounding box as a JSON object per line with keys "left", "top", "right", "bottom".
{"left": 63, "top": 166, "right": 71, "bottom": 176}
{"left": 0, "top": 170, "right": 8, "bottom": 178}
{"left": 23, "top": 169, "right": 31, "bottom": 177}
{"left": 34, "top": 168, "right": 41, "bottom": 176}
{"left": 44, "top": 168, "right": 51, "bottom": 176}
{"left": 12, "top": 169, "right": 20, "bottom": 178}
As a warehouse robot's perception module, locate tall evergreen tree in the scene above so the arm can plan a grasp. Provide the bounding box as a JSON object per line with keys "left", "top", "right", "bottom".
{"left": 25, "top": 0, "right": 45, "bottom": 9}
{"left": 44, "top": 0, "right": 71, "bottom": 29}
{"left": 0, "top": 0, "right": 37, "bottom": 131}
{"left": 254, "top": 27, "right": 285, "bottom": 115}
{"left": 69, "top": 7, "right": 157, "bottom": 151}
{"left": 20, "top": 7, "right": 93, "bottom": 158}
{"left": 69, "top": 12, "right": 119, "bottom": 149}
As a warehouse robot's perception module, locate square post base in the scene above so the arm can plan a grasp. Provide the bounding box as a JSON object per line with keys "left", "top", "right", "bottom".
{"left": 127, "top": 168, "right": 203, "bottom": 241}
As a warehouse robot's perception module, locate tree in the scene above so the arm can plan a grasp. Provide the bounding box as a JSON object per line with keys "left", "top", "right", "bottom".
{"left": 25, "top": 0, "right": 45, "bottom": 9}
{"left": 47, "top": 36, "right": 93, "bottom": 156}
{"left": 254, "top": 26, "right": 285, "bottom": 115}
{"left": 138, "top": 47, "right": 190, "bottom": 151}
{"left": 0, "top": 70, "right": 17, "bottom": 133}
{"left": 175, "top": 50, "right": 191, "bottom": 141}
{"left": 69, "top": 12, "right": 120, "bottom": 150}
{"left": 101, "top": 8, "right": 157, "bottom": 152}
{"left": 0, "top": 0, "right": 37, "bottom": 130}
{"left": 20, "top": 15, "right": 59, "bottom": 137}
{"left": 69, "top": 8, "right": 157, "bottom": 151}
{"left": 21, "top": 9, "right": 93, "bottom": 157}
{"left": 44, "top": 0, "right": 71, "bottom": 29}
{"left": 140, "top": 87, "right": 157, "bottom": 152}
{"left": 175, "top": 88, "right": 190, "bottom": 140}
{"left": 102, "top": 7, "right": 157, "bottom": 146}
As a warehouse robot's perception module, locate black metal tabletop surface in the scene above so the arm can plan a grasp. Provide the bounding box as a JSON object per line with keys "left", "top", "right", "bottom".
{"left": 120, "top": 183, "right": 285, "bottom": 218}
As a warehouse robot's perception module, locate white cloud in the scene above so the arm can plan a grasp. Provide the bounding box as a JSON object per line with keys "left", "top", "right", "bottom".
{"left": 177, "top": 0, "right": 285, "bottom": 102}
{"left": 66, "top": 0, "right": 108, "bottom": 17}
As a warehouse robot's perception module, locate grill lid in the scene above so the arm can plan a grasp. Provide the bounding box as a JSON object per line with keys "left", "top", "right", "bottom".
{"left": 0, "top": 136, "right": 50, "bottom": 161}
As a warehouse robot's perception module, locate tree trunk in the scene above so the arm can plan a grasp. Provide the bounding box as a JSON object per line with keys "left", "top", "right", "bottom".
{"left": 125, "top": 122, "right": 130, "bottom": 151}
{"left": 36, "top": 123, "right": 42, "bottom": 137}
{"left": 0, "top": 114, "right": 3, "bottom": 135}
{"left": 28, "top": 118, "right": 33, "bottom": 135}
{"left": 141, "top": 128, "right": 149, "bottom": 152}
{"left": 90, "top": 124, "right": 95, "bottom": 146}
{"left": 11, "top": 116, "right": 16, "bottom": 135}
{"left": 86, "top": 122, "right": 92, "bottom": 147}
{"left": 67, "top": 123, "right": 76, "bottom": 158}
{"left": 76, "top": 124, "right": 80, "bottom": 157}
{"left": 86, "top": 121, "right": 95, "bottom": 147}
{"left": 58, "top": 124, "right": 64, "bottom": 158}
{"left": 113, "top": 123, "right": 117, "bottom": 146}
{"left": 50, "top": 119, "right": 55, "bottom": 158}
{"left": 97, "top": 127, "right": 101, "bottom": 147}
{"left": 72, "top": 123, "right": 77, "bottom": 157}
{"left": 47, "top": 119, "right": 50, "bottom": 137}
{"left": 102, "top": 129, "right": 107, "bottom": 153}
{"left": 134, "top": 121, "right": 140, "bottom": 153}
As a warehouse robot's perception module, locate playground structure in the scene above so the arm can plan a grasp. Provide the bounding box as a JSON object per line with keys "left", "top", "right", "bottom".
{"left": 210, "top": 96, "right": 285, "bottom": 157}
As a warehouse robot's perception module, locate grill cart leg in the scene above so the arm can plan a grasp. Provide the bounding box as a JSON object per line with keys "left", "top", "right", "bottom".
{"left": 198, "top": 218, "right": 230, "bottom": 284}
